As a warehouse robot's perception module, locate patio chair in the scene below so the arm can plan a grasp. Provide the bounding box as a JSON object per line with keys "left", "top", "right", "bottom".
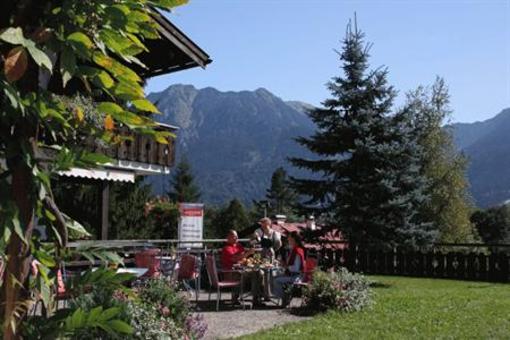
{"left": 177, "top": 254, "right": 200, "bottom": 303}
{"left": 135, "top": 248, "right": 162, "bottom": 278}
{"left": 205, "top": 254, "right": 242, "bottom": 311}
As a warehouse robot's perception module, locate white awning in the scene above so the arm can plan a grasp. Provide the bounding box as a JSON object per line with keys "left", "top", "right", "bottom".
{"left": 58, "top": 167, "right": 135, "bottom": 183}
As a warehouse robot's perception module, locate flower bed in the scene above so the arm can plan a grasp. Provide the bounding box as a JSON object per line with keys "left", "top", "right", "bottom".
{"left": 23, "top": 273, "right": 207, "bottom": 340}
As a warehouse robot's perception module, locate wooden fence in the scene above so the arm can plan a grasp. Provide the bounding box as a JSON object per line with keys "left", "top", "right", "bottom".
{"left": 316, "top": 246, "right": 510, "bottom": 283}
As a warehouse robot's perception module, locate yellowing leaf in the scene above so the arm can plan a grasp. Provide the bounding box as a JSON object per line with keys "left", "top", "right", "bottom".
{"left": 155, "top": 134, "right": 169, "bottom": 144}
{"left": 92, "top": 52, "right": 141, "bottom": 83}
{"left": 75, "top": 107, "right": 84, "bottom": 123}
{"left": 4, "top": 46, "right": 28, "bottom": 82}
{"left": 104, "top": 115, "right": 115, "bottom": 131}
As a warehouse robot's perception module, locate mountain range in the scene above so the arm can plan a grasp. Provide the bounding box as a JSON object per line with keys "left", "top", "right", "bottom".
{"left": 451, "top": 108, "right": 510, "bottom": 207}
{"left": 148, "top": 84, "right": 509, "bottom": 208}
{"left": 147, "top": 85, "right": 315, "bottom": 205}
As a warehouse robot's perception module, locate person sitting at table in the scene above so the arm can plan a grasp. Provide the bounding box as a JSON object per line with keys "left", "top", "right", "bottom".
{"left": 221, "top": 230, "right": 264, "bottom": 306}
{"left": 273, "top": 231, "right": 305, "bottom": 308}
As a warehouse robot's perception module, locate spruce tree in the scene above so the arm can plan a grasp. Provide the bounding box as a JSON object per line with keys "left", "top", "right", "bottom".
{"left": 168, "top": 158, "right": 201, "bottom": 203}
{"left": 291, "top": 20, "right": 434, "bottom": 249}
{"left": 266, "top": 167, "right": 298, "bottom": 217}
{"left": 212, "top": 199, "right": 250, "bottom": 238}
{"left": 407, "top": 78, "right": 478, "bottom": 243}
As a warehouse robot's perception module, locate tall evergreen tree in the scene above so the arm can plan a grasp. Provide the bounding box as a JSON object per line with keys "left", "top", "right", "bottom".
{"left": 291, "top": 20, "right": 434, "bottom": 249}
{"left": 266, "top": 167, "right": 298, "bottom": 217}
{"left": 407, "top": 78, "right": 478, "bottom": 243}
{"left": 168, "top": 158, "right": 201, "bottom": 203}
{"left": 212, "top": 199, "right": 250, "bottom": 238}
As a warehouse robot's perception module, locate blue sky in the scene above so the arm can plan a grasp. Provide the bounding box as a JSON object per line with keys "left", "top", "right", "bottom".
{"left": 146, "top": 0, "right": 510, "bottom": 123}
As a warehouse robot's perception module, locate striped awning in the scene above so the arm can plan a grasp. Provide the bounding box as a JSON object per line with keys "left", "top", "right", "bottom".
{"left": 58, "top": 167, "right": 135, "bottom": 183}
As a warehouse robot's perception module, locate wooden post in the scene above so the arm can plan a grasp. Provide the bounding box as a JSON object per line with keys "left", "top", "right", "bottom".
{"left": 101, "top": 182, "right": 110, "bottom": 240}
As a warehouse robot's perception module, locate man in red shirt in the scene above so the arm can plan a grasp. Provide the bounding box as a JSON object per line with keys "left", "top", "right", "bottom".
{"left": 221, "top": 230, "right": 253, "bottom": 270}
{"left": 220, "top": 230, "right": 263, "bottom": 306}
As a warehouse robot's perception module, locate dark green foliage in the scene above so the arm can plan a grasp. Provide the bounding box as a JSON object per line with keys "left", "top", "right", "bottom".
{"left": 210, "top": 199, "right": 250, "bottom": 238}
{"left": 53, "top": 179, "right": 102, "bottom": 237}
{"left": 291, "top": 21, "right": 433, "bottom": 249}
{"left": 406, "top": 78, "right": 477, "bottom": 243}
{"left": 203, "top": 206, "right": 221, "bottom": 239}
{"left": 54, "top": 179, "right": 177, "bottom": 240}
{"left": 109, "top": 181, "right": 163, "bottom": 240}
{"left": 265, "top": 167, "right": 298, "bottom": 218}
{"left": 471, "top": 205, "right": 510, "bottom": 244}
{"left": 168, "top": 158, "right": 201, "bottom": 203}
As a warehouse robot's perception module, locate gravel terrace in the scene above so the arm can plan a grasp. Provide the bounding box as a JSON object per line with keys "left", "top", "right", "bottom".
{"left": 194, "top": 292, "right": 312, "bottom": 340}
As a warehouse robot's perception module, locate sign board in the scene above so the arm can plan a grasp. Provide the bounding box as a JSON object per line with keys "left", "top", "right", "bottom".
{"left": 178, "top": 203, "right": 204, "bottom": 248}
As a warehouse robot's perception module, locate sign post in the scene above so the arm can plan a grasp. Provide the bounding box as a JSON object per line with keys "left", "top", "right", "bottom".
{"left": 178, "top": 203, "right": 204, "bottom": 248}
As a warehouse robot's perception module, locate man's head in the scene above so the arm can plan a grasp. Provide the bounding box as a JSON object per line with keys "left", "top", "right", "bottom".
{"left": 226, "top": 230, "right": 238, "bottom": 245}
{"left": 258, "top": 217, "right": 272, "bottom": 233}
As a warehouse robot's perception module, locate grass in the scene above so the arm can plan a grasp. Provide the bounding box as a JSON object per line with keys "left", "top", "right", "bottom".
{"left": 239, "top": 276, "right": 510, "bottom": 340}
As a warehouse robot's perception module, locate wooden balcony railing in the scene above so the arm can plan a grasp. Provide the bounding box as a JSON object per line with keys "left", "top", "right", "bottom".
{"left": 96, "top": 123, "right": 177, "bottom": 168}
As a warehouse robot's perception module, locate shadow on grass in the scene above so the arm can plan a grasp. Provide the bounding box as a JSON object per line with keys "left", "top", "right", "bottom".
{"left": 369, "top": 281, "right": 392, "bottom": 289}
{"left": 288, "top": 304, "right": 330, "bottom": 317}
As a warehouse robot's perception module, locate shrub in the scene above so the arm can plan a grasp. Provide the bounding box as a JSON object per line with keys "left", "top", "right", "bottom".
{"left": 137, "top": 278, "right": 190, "bottom": 325}
{"left": 303, "top": 268, "right": 373, "bottom": 313}
{"left": 126, "top": 300, "right": 186, "bottom": 339}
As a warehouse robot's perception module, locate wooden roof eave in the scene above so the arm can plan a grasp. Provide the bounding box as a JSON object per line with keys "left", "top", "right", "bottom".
{"left": 141, "top": 9, "right": 212, "bottom": 78}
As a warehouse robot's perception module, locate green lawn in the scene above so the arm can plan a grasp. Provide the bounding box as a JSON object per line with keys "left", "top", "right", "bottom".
{"left": 240, "top": 276, "right": 510, "bottom": 340}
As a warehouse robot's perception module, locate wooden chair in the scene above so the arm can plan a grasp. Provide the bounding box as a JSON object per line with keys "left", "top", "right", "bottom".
{"left": 205, "top": 254, "right": 242, "bottom": 311}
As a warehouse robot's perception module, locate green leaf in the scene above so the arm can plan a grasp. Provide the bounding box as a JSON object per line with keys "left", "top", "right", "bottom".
{"left": 113, "top": 81, "right": 144, "bottom": 100}
{"left": 109, "top": 320, "right": 133, "bottom": 334}
{"left": 11, "top": 213, "right": 27, "bottom": 245}
{"left": 104, "top": 6, "right": 128, "bottom": 28}
{"left": 25, "top": 43, "right": 53, "bottom": 72}
{"left": 87, "top": 306, "right": 103, "bottom": 323}
{"left": 67, "top": 32, "right": 94, "bottom": 56}
{"left": 92, "top": 52, "right": 141, "bottom": 83}
{"left": 94, "top": 71, "right": 115, "bottom": 89}
{"left": 0, "top": 27, "right": 52, "bottom": 71}
{"left": 78, "top": 152, "right": 112, "bottom": 166}
{"left": 100, "top": 307, "right": 120, "bottom": 321}
{"left": 60, "top": 47, "right": 76, "bottom": 88}
{"left": 64, "top": 214, "right": 92, "bottom": 239}
{"left": 97, "top": 102, "right": 123, "bottom": 115}
{"left": 2, "top": 226, "right": 12, "bottom": 244}
{"left": 131, "top": 99, "right": 159, "bottom": 113}
{"left": 0, "top": 27, "right": 25, "bottom": 45}
{"left": 34, "top": 250, "right": 56, "bottom": 267}
{"left": 150, "top": 0, "right": 189, "bottom": 9}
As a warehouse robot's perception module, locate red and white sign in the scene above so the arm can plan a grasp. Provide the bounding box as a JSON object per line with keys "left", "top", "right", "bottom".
{"left": 178, "top": 203, "right": 204, "bottom": 248}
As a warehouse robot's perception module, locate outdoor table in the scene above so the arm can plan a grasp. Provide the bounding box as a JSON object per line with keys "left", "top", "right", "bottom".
{"left": 233, "top": 263, "right": 281, "bottom": 307}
